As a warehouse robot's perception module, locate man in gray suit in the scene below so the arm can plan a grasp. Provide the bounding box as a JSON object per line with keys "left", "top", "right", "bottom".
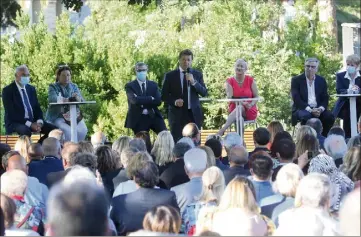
{"left": 170, "top": 148, "right": 207, "bottom": 214}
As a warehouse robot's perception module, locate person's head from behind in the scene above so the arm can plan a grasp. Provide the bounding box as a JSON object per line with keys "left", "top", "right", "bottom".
{"left": 324, "top": 135, "right": 347, "bottom": 160}
{"left": 205, "top": 138, "right": 222, "bottom": 159}
{"left": 182, "top": 123, "right": 201, "bottom": 146}
{"left": 275, "top": 164, "right": 304, "bottom": 198}
{"left": 228, "top": 145, "right": 248, "bottom": 166}
{"left": 47, "top": 177, "right": 109, "bottom": 236}
{"left": 270, "top": 131, "right": 293, "bottom": 157}
{"left": 274, "top": 139, "right": 296, "bottom": 162}
{"left": 143, "top": 205, "right": 181, "bottom": 234}
{"left": 127, "top": 152, "right": 155, "bottom": 186}
{"left": 120, "top": 147, "right": 138, "bottom": 169}
{"left": 223, "top": 132, "right": 242, "bottom": 154}
{"left": 199, "top": 167, "right": 225, "bottom": 204}
{"left": 91, "top": 131, "right": 107, "bottom": 149}
{"left": 306, "top": 118, "right": 323, "bottom": 136}
{"left": 27, "top": 143, "right": 44, "bottom": 161}
{"left": 294, "top": 173, "right": 331, "bottom": 209}
{"left": 2, "top": 150, "right": 27, "bottom": 173}
{"left": 267, "top": 121, "right": 284, "bottom": 144}
{"left": 199, "top": 146, "right": 216, "bottom": 168}
{"left": 339, "top": 188, "right": 360, "bottom": 236}
{"left": 135, "top": 131, "right": 152, "bottom": 153}
{"left": 61, "top": 142, "right": 80, "bottom": 169}
{"left": 250, "top": 154, "right": 273, "bottom": 181}
{"left": 42, "top": 137, "right": 61, "bottom": 158}
{"left": 347, "top": 135, "right": 361, "bottom": 150}
{"left": 253, "top": 127, "right": 270, "bottom": 147}
{"left": 129, "top": 138, "right": 147, "bottom": 152}
{"left": 172, "top": 142, "right": 191, "bottom": 160}
{"left": 69, "top": 152, "right": 98, "bottom": 175}
{"left": 112, "top": 136, "right": 131, "bottom": 157}
{"left": 295, "top": 133, "right": 319, "bottom": 158}
{"left": 1, "top": 169, "right": 28, "bottom": 197}
{"left": 0, "top": 193, "right": 16, "bottom": 229}
{"left": 14, "top": 135, "right": 31, "bottom": 163}
{"left": 184, "top": 148, "right": 207, "bottom": 178}
{"left": 48, "top": 129, "right": 65, "bottom": 145}
{"left": 151, "top": 131, "right": 175, "bottom": 166}
{"left": 95, "top": 145, "right": 121, "bottom": 174}
{"left": 341, "top": 146, "right": 360, "bottom": 182}
{"left": 177, "top": 137, "right": 195, "bottom": 149}
{"left": 327, "top": 126, "right": 345, "bottom": 138}
{"left": 295, "top": 125, "right": 317, "bottom": 144}
{"left": 78, "top": 141, "right": 94, "bottom": 154}
{"left": 206, "top": 134, "right": 223, "bottom": 146}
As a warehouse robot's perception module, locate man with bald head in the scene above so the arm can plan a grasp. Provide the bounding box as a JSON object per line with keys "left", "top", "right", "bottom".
{"left": 2, "top": 150, "right": 48, "bottom": 208}
{"left": 223, "top": 145, "right": 250, "bottom": 185}
{"left": 28, "top": 137, "right": 64, "bottom": 186}
{"left": 182, "top": 123, "right": 201, "bottom": 146}
{"left": 2, "top": 64, "right": 57, "bottom": 143}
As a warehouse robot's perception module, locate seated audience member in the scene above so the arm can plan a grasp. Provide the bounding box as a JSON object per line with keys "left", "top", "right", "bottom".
{"left": 151, "top": 131, "right": 175, "bottom": 174}
{"left": 222, "top": 132, "right": 243, "bottom": 165}
{"left": 270, "top": 131, "right": 293, "bottom": 158}
{"left": 1, "top": 194, "right": 39, "bottom": 236}
{"left": 275, "top": 173, "right": 339, "bottom": 236}
{"left": 2, "top": 64, "right": 57, "bottom": 143}
{"left": 323, "top": 135, "right": 347, "bottom": 168}
{"left": 48, "top": 129, "right": 65, "bottom": 146}
{"left": 271, "top": 139, "right": 296, "bottom": 181}
{"left": 205, "top": 138, "right": 228, "bottom": 171}
{"left": 327, "top": 126, "right": 346, "bottom": 138}
{"left": 346, "top": 135, "right": 361, "bottom": 149}
{"left": 341, "top": 146, "right": 360, "bottom": 186}
{"left": 249, "top": 127, "right": 271, "bottom": 158}
{"left": 223, "top": 145, "right": 250, "bottom": 185}
{"left": 196, "top": 176, "right": 267, "bottom": 236}
{"left": 1, "top": 170, "right": 46, "bottom": 235}
{"left": 27, "top": 143, "right": 44, "bottom": 163}
{"left": 28, "top": 137, "right": 63, "bottom": 186}
{"left": 114, "top": 147, "right": 138, "bottom": 186}
{"left": 309, "top": 154, "right": 354, "bottom": 213}
{"left": 14, "top": 135, "right": 32, "bottom": 164}
{"left": 91, "top": 131, "right": 107, "bottom": 150}
{"left": 261, "top": 164, "right": 304, "bottom": 225}
{"left": 78, "top": 141, "right": 95, "bottom": 154}
{"left": 47, "top": 172, "right": 110, "bottom": 236}
{"left": 2, "top": 151, "right": 48, "bottom": 208}
{"left": 182, "top": 123, "right": 201, "bottom": 147}
{"left": 249, "top": 154, "right": 274, "bottom": 203}
{"left": 339, "top": 188, "right": 360, "bottom": 236}
{"left": 295, "top": 133, "right": 320, "bottom": 174}
{"left": 306, "top": 118, "right": 326, "bottom": 148}
{"left": 182, "top": 167, "right": 225, "bottom": 235}
{"left": 71, "top": 152, "right": 98, "bottom": 175}
{"left": 199, "top": 146, "right": 216, "bottom": 168}
{"left": 171, "top": 148, "right": 207, "bottom": 214}
{"left": 111, "top": 159, "right": 179, "bottom": 236}
{"left": 0, "top": 143, "right": 11, "bottom": 176}
{"left": 205, "top": 134, "right": 223, "bottom": 145}
{"left": 143, "top": 206, "right": 181, "bottom": 234}
{"left": 113, "top": 152, "right": 153, "bottom": 197}
{"left": 177, "top": 137, "right": 195, "bottom": 149}
{"left": 129, "top": 138, "right": 147, "bottom": 152}
{"left": 95, "top": 146, "right": 122, "bottom": 197}
{"left": 159, "top": 142, "right": 192, "bottom": 189}
{"left": 47, "top": 142, "right": 80, "bottom": 188}
{"left": 267, "top": 121, "right": 284, "bottom": 150}
{"left": 295, "top": 125, "right": 317, "bottom": 144}
{"left": 135, "top": 131, "right": 152, "bottom": 154}
{"left": 112, "top": 136, "right": 132, "bottom": 157}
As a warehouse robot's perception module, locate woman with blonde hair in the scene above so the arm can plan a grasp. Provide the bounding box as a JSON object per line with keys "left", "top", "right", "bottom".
{"left": 341, "top": 146, "right": 361, "bottom": 186}
{"left": 199, "top": 146, "right": 216, "bottom": 168}
{"left": 151, "top": 131, "right": 174, "bottom": 174}
{"left": 267, "top": 121, "right": 284, "bottom": 149}
{"left": 143, "top": 205, "right": 181, "bottom": 234}
{"left": 295, "top": 125, "right": 317, "bottom": 144}
{"left": 14, "top": 135, "right": 32, "bottom": 163}
{"left": 182, "top": 167, "right": 225, "bottom": 235}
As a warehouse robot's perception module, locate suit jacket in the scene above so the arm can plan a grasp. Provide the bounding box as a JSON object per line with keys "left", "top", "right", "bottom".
{"left": 161, "top": 68, "right": 208, "bottom": 127}
{"left": 2, "top": 81, "right": 44, "bottom": 133}
{"left": 291, "top": 73, "right": 330, "bottom": 113}
{"left": 223, "top": 165, "right": 251, "bottom": 185}
{"left": 332, "top": 70, "right": 361, "bottom": 119}
{"left": 28, "top": 156, "right": 64, "bottom": 187}
{"left": 124, "top": 79, "right": 164, "bottom": 129}
{"left": 47, "top": 168, "right": 72, "bottom": 188}
{"left": 110, "top": 187, "right": 179, "bottom": 236}
{"left": 171, "top": 177, "right": 203, "bottom": 214}
{"left": 159, "top": 159, "right": 190, "bottom": 189}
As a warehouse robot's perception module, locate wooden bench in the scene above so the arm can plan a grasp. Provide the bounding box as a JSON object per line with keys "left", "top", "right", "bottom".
{"left": 0, "top": 134, "right": 41, "bottom": 149}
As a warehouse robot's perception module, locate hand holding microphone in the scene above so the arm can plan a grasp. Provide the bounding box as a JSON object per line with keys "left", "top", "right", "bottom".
{"left": 185, "top": 68, "right": 195, "bottom": 85}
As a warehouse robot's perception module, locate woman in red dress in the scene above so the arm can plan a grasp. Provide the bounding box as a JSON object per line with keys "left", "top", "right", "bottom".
{"left": 217, "top": 59, "right": 259, "bottom": 136}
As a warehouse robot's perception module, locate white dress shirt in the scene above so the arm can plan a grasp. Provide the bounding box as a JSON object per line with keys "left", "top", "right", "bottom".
{"left": 136, "top": 79, "right": 148, "bottom": 115}
{"left": 15, "top": 81, "right": 43, "bottom": 127}
{"left": 305, "top": 75, "right": 325, "bottom": 113}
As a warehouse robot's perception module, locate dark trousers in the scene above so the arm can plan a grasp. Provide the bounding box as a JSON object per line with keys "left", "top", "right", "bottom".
{"left": 170, "top": 109, "right": 195, "bottom": 143}
{"left": 340, "top": 100, "right": 361, "bottom": 139}
{"left": 132, "top": 114, "right": 167, "bottom": 135}
{"left": 10, "top": 122, "right": 58, "bottom": 144}
{"left": 295, "top": 109, "right": 335, "bottom": 137}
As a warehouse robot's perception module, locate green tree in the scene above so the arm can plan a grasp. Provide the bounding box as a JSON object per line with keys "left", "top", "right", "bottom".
{"left": 0, "top": 0, "right": 21, "bottom": 27}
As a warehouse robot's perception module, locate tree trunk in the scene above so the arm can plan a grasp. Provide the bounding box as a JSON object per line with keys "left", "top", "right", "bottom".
{"left": 317, "top": 0, "right": 338, "bottom": 51}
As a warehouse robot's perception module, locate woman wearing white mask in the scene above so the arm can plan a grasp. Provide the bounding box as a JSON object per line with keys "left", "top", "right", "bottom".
{"left": 333, "top": 54, "right": 361, "bottom": 138}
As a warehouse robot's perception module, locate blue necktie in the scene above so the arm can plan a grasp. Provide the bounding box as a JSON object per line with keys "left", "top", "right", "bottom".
{"left": 21, "top": 88, "right": 34, "bottom": 121}
{"left": 141, "top": 83, "right": 146, "bottom": 96}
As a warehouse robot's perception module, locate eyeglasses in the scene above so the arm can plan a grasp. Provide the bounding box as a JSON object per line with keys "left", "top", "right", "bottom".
{"left": 236, "top": 68, "right": 246, "bottom": 72}
{"left": 305, "top": 65, "right": 317, "bottom": 69}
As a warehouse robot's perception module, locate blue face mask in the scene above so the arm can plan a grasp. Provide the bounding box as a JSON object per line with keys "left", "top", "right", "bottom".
{"left": 137, "top": 72, "right": 147, "bottom": 82}
{"left": 347, "top": 66, "right": 356, "bottom": 75}
{"left": 20, "top": 76, "right": 30, "bottom": 86}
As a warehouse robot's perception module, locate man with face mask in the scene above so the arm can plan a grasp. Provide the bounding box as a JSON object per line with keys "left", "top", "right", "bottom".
{"left": 2, "top": 65, "right": 57, "bottom": 143}
{"left": 291, "top": 58, "right": 335, "bottom": 136}
{"left": 124, "top": 62, "right": 166, "bottom": 135}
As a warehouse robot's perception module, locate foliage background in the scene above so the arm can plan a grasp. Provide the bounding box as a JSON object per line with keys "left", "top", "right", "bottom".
{"left": 1, "top": 0, "right": 356, "bottom": 140}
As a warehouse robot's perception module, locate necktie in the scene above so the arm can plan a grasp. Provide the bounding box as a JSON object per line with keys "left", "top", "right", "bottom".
{"left": 182, "top": 71, "right": 187, "bottom": 92}
{"left": 141, "top": 83, "right": 146, "bottom": 96}
{"left": 21, "top": 88, "right": 34, "bottom": 121}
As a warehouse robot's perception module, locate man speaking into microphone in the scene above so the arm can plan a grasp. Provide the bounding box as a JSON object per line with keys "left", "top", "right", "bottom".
{"left": 161, "top": 49, "right": 208, "bottom": 142}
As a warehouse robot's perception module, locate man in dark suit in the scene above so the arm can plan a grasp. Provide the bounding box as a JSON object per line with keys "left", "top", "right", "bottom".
{"left": 223, "top": 145, "right": 250, "bottom": 185}
{"left": 125, "top": 62, "right": 166, "bottom": 135}
{"left": 2, "top": 65, "right": 57, "bottom": 143}
{"left": 161, "top": 49, "right": 208, "bottom": 142}
{"left": 110, "top": 160, "right": 179, "bottom": 236}
{"left": 291, "top": 58, "right": 335, "bottom": 136}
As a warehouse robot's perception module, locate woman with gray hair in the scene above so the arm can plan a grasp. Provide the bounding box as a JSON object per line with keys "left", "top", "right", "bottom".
{"left": 151, "top": 131, "right": 175, "bottom": 174}
{"left": 323, "top": 134, "right": 347, "bottom": 168}
{"left": 112, "top": 136, "right": 132, "bottom": 157}
{"left": 308, "top": 154, "right": 354, "bottom": 213}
